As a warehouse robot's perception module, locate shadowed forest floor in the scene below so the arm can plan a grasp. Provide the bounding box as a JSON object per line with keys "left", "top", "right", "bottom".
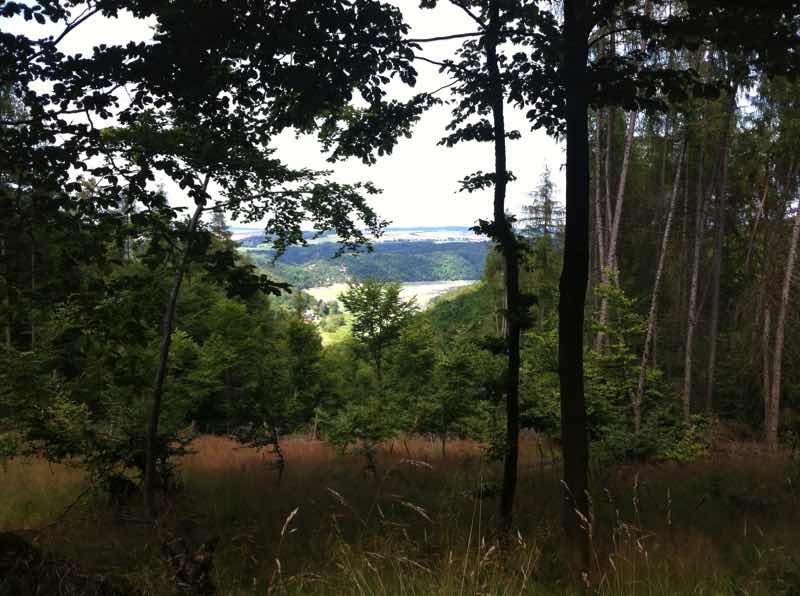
{"left": 2, "top": 435, "right": 799, "bottom": 595}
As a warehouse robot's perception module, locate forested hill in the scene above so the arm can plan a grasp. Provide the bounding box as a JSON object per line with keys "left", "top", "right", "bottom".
{"left": 238, "top": 226, "right": 491, "bottom": 288}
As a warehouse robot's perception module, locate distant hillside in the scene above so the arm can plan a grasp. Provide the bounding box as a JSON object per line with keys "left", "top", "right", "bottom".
{"left": 236, "top": 225, "right": 485, "bottom": 247}
{"left": 239, "top": 226, "right": 492, "bottom": 288}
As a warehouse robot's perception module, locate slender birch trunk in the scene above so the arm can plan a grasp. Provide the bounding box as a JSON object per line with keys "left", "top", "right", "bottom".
{"left": 634, "top": 141, "right": 685, "bottom": 433}
{"left": 704, "top": 99, "right": 735, "bottom": 413}
{"left": 682, "top": 145, "right": 706, "bottom": 420}
{"left": 596, "top": 109, "right": 635, "bottom": 325}
{"left": 29, "top": 239, "right": 35, "bottom": 348}
{"left": 762, "top": 306, "right": 771, "bottom": 422}
{"left": 679, "top": 148, "right": 690, "bottom": 316}
{"left": 607, "top": 110, "right": 636, "bottom": 274}
{"left": 595, "top": 1, "right": 651, "bottom": 351}
{"left": 744, "top": 167, "right": 772, "bottom": 271}
{"left": 613, "top": 107, "right": 635, "bottom": 252}
{"left": 766, "top": 195, "right": 800, "bottom": 451}
{"left": 594, "top": 113, "right": 607, "bottom": 277}
{"left": 1, "top": 236, "right": 9, "bottom": 348}
{"left": 604, "top": 108, "right": 613, "bottom": 249}
{"left": 144, "top": 177, "right": 209, "bottom": 517}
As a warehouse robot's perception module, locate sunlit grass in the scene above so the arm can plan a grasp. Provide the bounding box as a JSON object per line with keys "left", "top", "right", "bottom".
{"left": 0, "top": 457, "right": 85, "bottom": 529}
{"left": 1, "top": 436, "right": 798, "bottom": 595}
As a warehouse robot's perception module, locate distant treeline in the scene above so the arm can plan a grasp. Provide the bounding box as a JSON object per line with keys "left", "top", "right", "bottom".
{"left": 247, "top": 240, "right": 490, "bottom": 288}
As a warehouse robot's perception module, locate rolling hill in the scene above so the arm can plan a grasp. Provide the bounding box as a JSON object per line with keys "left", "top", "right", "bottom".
{"left": 237, "top": 226, "right": 492, "bottom": 288}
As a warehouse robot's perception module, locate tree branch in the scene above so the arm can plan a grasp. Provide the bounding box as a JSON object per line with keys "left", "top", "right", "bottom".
{"left": 450, "top": 0, "right": 487, "bottom": 29}
{"left": 406, "top": 32, "right": 483, "bottom": 43}
{"left": 415, "top": 55, "right": 471, "bottom": 77}
{"left": 47, "top": 6, "right": 102, "bottom": 50}
{"left": 588, "top": 27, "right": 637, "bottom": 48}
{"left": 428, "top": 79, "right": 460, "bottom": 95}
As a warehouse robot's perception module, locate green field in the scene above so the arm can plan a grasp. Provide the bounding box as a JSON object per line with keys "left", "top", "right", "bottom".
{"left": 307, "top": 279, "right": 477, "bottom": 309}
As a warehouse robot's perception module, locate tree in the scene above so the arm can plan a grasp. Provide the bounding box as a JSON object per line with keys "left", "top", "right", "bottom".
{"left": 3, "top": 0, "right": 435, "bottom": 516}
{"left": 427, "top": 338, "right": 498, "bottom": 457}
{"left": 594, "top": 0, "right": 653, "bottom": 353}
{"left": 634, "top": 138, "right": 686, "bottom": 432}
{"left": 340, "top": 279, "right": 418, "bottom": 387}
{"left": 414, "top": 0, "right": 551, "bottom": 531}
{"left": 559, "top": 0, "right": 592, "bottom": 563}
{"left": 551, "top": 0, "right": 800, "bottom": 562}
{"left": 766, "top": 188, "right": 800, "bottom": 450}
{"left": 521, "top": 166, "right": 565, "bottom": 276}
{"left": 522, "top": 172, "right": 564, "bottom": 330}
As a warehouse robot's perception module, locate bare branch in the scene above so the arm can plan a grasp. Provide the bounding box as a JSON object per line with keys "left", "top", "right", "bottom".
{"left": 406, "top": 32, "right": 483, "bottom": 43}
{"left": 48, "top": 6, "right": 102, "bottom": 50}
{"left": 449, "top": 0, "right": 487, "bottom": 29}
{"left": 428, "top": 79, "right": 460, "bottom": 95}
{"left": 588, "top": 27, "right": 637, "bottom": 49}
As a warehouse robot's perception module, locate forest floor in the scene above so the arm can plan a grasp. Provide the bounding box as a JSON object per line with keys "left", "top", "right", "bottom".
{"left": 1, "top": 434, "right": 799, "bottom": 595}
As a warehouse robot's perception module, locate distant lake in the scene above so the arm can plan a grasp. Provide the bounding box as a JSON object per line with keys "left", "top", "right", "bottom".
{"left": 307, "top": 280, "right": 477, "bottom": 309}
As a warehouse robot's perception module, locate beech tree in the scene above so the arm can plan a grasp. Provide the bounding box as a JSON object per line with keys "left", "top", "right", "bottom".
{"left": 340, "top": 279, "right": 418, "bottom": 388}
{"left": 414, "top": 0, "right": 556, "bottom": 531}
{"left": 2, "top": 0, "right": 434, "bottom": 516}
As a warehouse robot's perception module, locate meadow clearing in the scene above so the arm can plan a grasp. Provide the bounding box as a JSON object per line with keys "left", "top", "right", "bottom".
{"left": 2, "top": 434, "right": 799, "bottom": 595}
{"left": 306, "top": 280, "right": 478, "bottom": 310}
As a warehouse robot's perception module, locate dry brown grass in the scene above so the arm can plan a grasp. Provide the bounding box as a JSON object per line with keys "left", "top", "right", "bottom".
{"left": 0, "top": 457, "right": 85, "bottom": 530}
{"left": 1, "top": 436, "right": 798, "bottom": 595}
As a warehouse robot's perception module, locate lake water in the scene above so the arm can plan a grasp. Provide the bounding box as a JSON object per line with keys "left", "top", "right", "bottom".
{"left": 306, "top": 280, "right": 477, "bottom": 309}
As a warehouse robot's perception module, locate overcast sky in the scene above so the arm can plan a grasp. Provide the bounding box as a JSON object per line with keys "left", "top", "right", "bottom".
{"left": 9, "top": 2, "right": 565, "bottom": 228}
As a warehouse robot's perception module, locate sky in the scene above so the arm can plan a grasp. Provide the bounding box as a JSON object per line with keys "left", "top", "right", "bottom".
{"left": 8, "top": 2, "right": 566, "bottom": 229}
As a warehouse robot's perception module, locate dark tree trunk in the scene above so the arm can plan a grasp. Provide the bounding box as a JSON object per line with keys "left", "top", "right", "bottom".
{"left": 29, "top": 238, "right": 35, "bottom": 348}
{"left": 705, "top": 93, "right": 736, "bottom": 413}
{"left": 767, "top": 182, "right": 800, "bottom": 450}
{"left": 560, "top": 0, "right": 591, "bottom": 567}
{"left": 2, "top": 237, "right": 10, "bottom": 348}
{"left": 485, "top": 1, "right": 520, "bottom": 533}
{"left": 593, "top": 112, "right": 606, "bottom": 284}
{"left": 683, "top": 144, "right": 706, "bottom": 419}
{"left": 144, "top": 184, "right": 208, "bottom": 518}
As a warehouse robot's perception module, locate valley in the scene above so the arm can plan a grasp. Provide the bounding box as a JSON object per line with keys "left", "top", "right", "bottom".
{"left": 306, "top": 279, "right": 477, "bottom": 309}
{"left": 238, "top": 226, "right": 491, "bottom": 289}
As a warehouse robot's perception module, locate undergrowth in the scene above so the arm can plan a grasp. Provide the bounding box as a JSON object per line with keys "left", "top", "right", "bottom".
{"left": 1, "top": 435, "right": 799, "bottom": 595}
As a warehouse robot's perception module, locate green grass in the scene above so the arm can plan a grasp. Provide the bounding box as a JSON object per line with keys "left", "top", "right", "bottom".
{"left": 320, "top": 321, "right": 352, "bottom": 345}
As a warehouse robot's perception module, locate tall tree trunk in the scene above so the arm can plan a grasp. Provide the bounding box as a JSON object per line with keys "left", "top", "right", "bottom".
{"left": 704, "top": 94, "right": 736, "bottom": 413}
{"left": 595, "top": 1, "right": 650, "bottom": 351}
{"left": 634, "top": 141, "right": 686, "bottom": 432}
{"left": 29, "top": 239, "right": 35, "bottom": 348}
{"left": 607, "top": 110, "right": 637, "bottom": 273}
{"left": 485, "top": 4, "right": 520, "bottom": 532}
{"left": 604, "top": 108, "right": 613, "bottom": 250}
{"left": 679, "top": 147, "right": 690, "bottom": 317}
{"left": 762, "top": 306, "right": 771, "bottom": 425}
{"left": 744, "top": 166, "right": 772, "bottom": 271}
{"left": 766, "top": 194, "right": 800, "bottom": 451}
{"left": 594, "top": 107, "right": 635, "bottom": 351}
{"left": 144, "top": 179, "right": 208, "bottom": 518}
{"left": 594, "top": 113, "right": 607, "bottom": 277}
{"left": 1, "top": 236, "right": 9, "bottom": 348}
{"left": 603, "top": 37, "right": 615, "bottom": 248}
{"left": 682, "top": 145, "right": 706, "bottom": 420}
{"left": 560, "top": 0, "right": 591, "bottom": 566}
